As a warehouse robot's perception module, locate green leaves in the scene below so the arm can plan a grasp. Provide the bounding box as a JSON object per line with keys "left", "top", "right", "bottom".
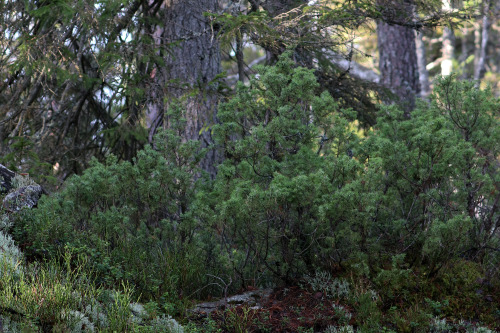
{"left": 12, "top": 122, "right": 207, "bottom": 300}
{"left": 12, "top": 56, "right": 499, "bottom": 307}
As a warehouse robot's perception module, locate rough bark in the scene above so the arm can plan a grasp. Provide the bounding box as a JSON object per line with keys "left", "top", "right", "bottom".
{"left": 0, "top": 164, "right": 16, "bottom": 193}
{"left": 145, "top": 0, "right": 222, "bottom": 177}
{"left": 377, "top": 0, "right": 420, "bottom": 115}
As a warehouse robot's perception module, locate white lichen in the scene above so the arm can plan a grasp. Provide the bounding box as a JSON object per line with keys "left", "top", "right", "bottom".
{"left": 150, "top": 315, "right": 184, "bottom": 333}
{"left": 324, "top": 325, "right": 355, "bottom": 333}
{"left": 63, "top": 310, "right": 95, "bottom": 333}
{"left": 11, "top": 174, "right": 37, "bottom": 189}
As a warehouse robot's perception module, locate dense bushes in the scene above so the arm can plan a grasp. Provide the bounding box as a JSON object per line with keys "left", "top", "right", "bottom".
{"left": 202, "top": 54, "right": 363, "bottom": 286}
{"left": 12, "top": 105, "right": 213, "bottom": 303}
{"left": 10, "top": 55, "right": 500, "bottom": 327}
{"left": 362, "top": 76, "right": 500, "bottom": 274}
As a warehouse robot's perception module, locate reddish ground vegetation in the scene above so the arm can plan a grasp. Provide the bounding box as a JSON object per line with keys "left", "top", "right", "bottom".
{"left": 202, "top": 286, "right": 349, "bottom": 332}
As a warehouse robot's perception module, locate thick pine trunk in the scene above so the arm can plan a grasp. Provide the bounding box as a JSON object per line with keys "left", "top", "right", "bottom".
{"left": 377, "top": 0, "right": 420, "bottom": 115}
{"left": 146, "top": 0, "right": 222, "bottom": 177}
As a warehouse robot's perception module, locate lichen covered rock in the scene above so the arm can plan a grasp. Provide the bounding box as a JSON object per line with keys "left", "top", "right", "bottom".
{"left": 3, "top": 184, "right": 43, "bottom": 212}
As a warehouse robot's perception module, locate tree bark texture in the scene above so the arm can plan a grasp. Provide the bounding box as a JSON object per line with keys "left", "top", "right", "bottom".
{"left": 377, "top": 0, "right": 420, "bottom": 115}
{"left": 145, "top": 0, "right": 222, "bottom": 176}
{"left": 0, "top": 164, "right": 16, "bottom": 193}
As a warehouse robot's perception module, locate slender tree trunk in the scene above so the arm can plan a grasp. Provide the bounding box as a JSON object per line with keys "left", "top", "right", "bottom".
{"left": 415, "top": 31, "right": 430, "bottom": 99}
{"left": 473, "top": 21, "right": 482, "bottom": 77}
{"left": 441, "top": 27, "right": 455, "bottom": 76}
{"left": 459, "top": 28, "right": 470, "bottom": 79}
{"left": 236, "top": 34, "right": 245, "bottom": 82}
{"left": 145, "top": 0, "right": 222, "bottom": 176}
{"left": 474, "top": 0, "right": 491, "bottom": 82}
{"left": 377, "top": 0, "right": 420, "bottom": 115}
{"left": 441, "top": 0, "right": 455, "bottom": 76}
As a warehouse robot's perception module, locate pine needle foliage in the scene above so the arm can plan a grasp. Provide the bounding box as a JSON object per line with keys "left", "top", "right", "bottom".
{"left": 203, "top": 53, "right": 363, "bottom": 285}
{"left": 12, "top": 105, "right": 209, "bottom": 301}
{"left": 11, "top": 59, "right": 500, "bottom": 320}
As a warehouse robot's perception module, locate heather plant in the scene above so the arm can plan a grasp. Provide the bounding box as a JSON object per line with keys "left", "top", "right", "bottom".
{"left": 0, "top": 252, "right": 186, "bottom": 332}
{"left": 0, "top": 254, "right": 95, "bottom": 331}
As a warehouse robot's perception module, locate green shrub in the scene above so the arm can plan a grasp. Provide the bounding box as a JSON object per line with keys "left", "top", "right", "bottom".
{"left": 202, "top": 52, "right": 362, "bottom": 285}
{"left": 12, "top": 104, "right": 212, "bottom": 302}
{"left": 361, "top": 75, "right": 500, "bottom": 273}
{"left": 10, "top": 58, "right": 499, "bottom": 328}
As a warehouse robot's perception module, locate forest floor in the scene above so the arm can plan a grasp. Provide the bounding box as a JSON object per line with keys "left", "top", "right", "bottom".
{"left": 190, "top": 286, "right": 345, "bottom": 332}
{"left": 187, "top": 276, "right": 500, "bottom": 332}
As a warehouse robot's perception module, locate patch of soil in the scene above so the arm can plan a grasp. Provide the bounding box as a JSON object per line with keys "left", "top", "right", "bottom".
{"left": 195, "top": 286, "right": 350, "bottom": 332}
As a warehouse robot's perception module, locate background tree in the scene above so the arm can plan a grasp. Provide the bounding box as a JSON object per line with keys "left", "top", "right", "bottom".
{"left": 473, "top": 0, "right": 492, "bottom": 82}
{"left": 142, "top": 0, "right": 222, "bottom": 176}
{"left": 376, "top": 0, "right": 421, "bottom": 114}
{"left": 0, "top": 0, "right": 144, "bottom": 182}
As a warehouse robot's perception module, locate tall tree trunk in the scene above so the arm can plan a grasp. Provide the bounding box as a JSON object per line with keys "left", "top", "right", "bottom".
{"left": 459, "top": 28, "right": 470, "bottom": 79}
{"left": 474, "top": 0, "right": 491, "bottom": 82}
{"left": 441, "top": 27, "right": 455, "bottom": 76}
{"left": 145, "top": 0, "right": 222, "bottom": 177}
{"left": 441, "top": 0, "right": 455, "bottom": 76}
{"left": 377, "top": 0, "right": 420, "bottom": 115}
{"left": 415, "top": 31, "right": 430, "bottom": 99}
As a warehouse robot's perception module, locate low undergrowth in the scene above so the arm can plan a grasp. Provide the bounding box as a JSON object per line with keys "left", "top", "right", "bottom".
{"left": 185, "top": 267, "right": 500, "bottom": 332}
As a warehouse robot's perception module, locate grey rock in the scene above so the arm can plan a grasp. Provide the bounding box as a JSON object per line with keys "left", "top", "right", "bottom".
{"left": 191, "top": 288, "right": 272, "bottom": 314}
{"left": 3, "top": 185, "right": 43, "bottom": 211}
